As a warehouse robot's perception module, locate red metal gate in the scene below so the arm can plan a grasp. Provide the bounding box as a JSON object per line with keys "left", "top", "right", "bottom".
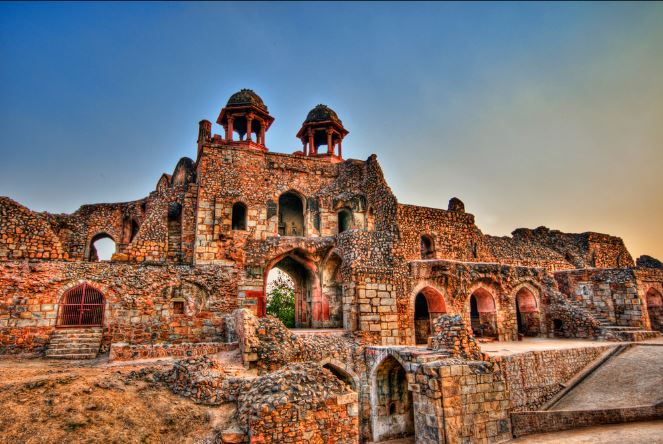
{"left": 56, "top": 283, "right": 105, "bottom": 327}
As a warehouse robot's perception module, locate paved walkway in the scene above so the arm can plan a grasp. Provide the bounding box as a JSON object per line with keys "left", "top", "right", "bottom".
{"left": 552, "top": 344, "right": 663, "bottom": 410}
{"left": 509, "top": 420, "right": 663, "bottom": 443}
{"left": 480, "top": 337, "right": 616, "bottom": 356}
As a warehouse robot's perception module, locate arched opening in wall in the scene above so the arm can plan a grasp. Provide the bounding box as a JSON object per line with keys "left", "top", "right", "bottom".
{"left": 516, "top": 287, "right": 540, "bottom": 337}
{"left": 121, "top": 217, "right": 140, "bottom": 245}
{"left": 167, "top": 203, "right": 182, "bottom": 261}
{"left": 421, "top": 235, "right": 434, "bottom": 259}
{"left": 323, "top": 363, "right": 356, "bottom": 391}
{"left": 57, "top": 283, "right": 105, "bottom": 327}
{"left": 552, "top": 319, "right": 564, "bottom": 337}
{"left": 337, "top": 208, "right": 352, "bottom": 233}
{"left": 469, "top": 288, "right": 497, "bottom": 339}
{"left": 266, "top": 252, "right": 325, "bottom": 328}
{"left": 646, "top": 288, "right": 663, "bottom": 332}
{"left": 88, "top": 233, "right": 116, "bottom": 261}
{"left": 231, "top": 202, "right": 247, "bottom": 230}
{"left": 413, "top": 286, "right": 447, "bottom": 345}
{"left": 278, "top": 192, "right": 304, "bottom": 236}
{"left": 130, "top": 220, "right": 139, "bottom": 242}
{"left": 373, "top": 356, "right": 414, "bottom": 442}
{"left": 414, "top": 293, "right": 430, "bottom": 345}
{"left": 321, "top": 253, "right": 343, "bottom": 328}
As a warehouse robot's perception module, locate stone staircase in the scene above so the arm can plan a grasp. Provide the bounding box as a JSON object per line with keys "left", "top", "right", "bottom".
{"left": 46, "top": 327, "right": 103, "bottom": 359}
{"left": 566, "top": 300, "right": 660, "bottom": 342}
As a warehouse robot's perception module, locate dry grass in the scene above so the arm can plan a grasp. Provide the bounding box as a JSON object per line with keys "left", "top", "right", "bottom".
{"left": 0, "top": 356, "right": 235, "bottom": 444}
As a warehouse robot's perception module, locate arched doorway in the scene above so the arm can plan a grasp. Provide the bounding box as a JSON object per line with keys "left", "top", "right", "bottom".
{"left": 321, "top": 253, "right": 343, "bottom": 327}
{"left": 515, "top": 287, "right": 541, "bottom": 337}
{"left": 372, "top": 355, "right": 414, "bottom": 442}
{"left": 88, "top": 233, "right": 116, "bottom": 261}
{"left": 278, "top": 191, "right": 304, "bottom": 236}
{"left": 265, "top": 251, "right": 326, "bottom": 328}
{"left": 646, "top": 288, "right": 663, "bottom": 332}
{"left": 413, "top": 286, "right": 447, "bottom": 345}
{"left": 57, "top": 283, "right": 105, "bottom": 327}
{"left": 337, "top": 208, "right": 352, "bottom": 233}
{"left": 414, "top": 293, "right": 430, "bottom": 345}
{"left": 469, "top": 288, "right": 497, "bottom": 339}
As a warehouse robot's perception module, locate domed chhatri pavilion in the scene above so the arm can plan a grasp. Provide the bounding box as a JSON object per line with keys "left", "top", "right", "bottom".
{"left": 1, "top": 89, "right": 662, "bottom": 443}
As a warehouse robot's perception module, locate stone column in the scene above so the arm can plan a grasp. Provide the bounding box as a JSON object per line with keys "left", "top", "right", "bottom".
{"left": 308, "top": 129, "right": 315, "bottom": 155}
{"left": 327, "top": 129, "right": 333, "bottom": 155}
{"left": 246, "top": 114, "right": 253, "bottom": 142}
{"left": 227, "top": 117, "right": 234, "bottom": 142}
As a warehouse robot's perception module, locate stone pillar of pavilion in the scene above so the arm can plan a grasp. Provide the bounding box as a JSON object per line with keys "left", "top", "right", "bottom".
{"left": 216, "top": 89, "right": 274, "bottom": 151}
{"left": 296, "top": 104, "right": 349, "bottom": 163}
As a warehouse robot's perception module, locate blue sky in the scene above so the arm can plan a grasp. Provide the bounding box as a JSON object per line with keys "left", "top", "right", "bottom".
{"left": 1, "top": 2, "right": 662, "bottom": 259}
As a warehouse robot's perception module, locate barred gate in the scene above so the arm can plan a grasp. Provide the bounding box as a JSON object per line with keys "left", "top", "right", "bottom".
{"left": 56, "top": 283, "right": 105, "bottom": 327}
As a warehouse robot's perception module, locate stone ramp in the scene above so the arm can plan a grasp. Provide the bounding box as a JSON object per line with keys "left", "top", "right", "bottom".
{"left": 550, "top": 344, "right": 663, "bottom": 410}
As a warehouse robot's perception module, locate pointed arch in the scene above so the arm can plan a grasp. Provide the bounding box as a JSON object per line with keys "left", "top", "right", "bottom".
{"left": 57, "top": 282, "right": 105, "bottom": 327}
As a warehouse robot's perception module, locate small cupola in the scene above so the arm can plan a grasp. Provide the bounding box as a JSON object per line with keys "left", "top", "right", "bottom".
{"left": 216, "top": 89, "right": 274, "bottom": 150}
{"left": 296, "top": 104, "right": 348, "bottom": 162}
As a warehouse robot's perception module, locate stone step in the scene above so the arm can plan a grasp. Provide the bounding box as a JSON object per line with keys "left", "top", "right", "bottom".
{"left": 45, "top": 352, "right": 98, "bottom": 360}
{"left": 601, "top": 326, "right": 643, "bottom": 331}
{"left": 53, "top": 328, "right": 102, "bottom": 333}
{"left": 48, "top": 344, "right": 100, "bottom": 351}
{"left": 50, "top": 336, "right": 102, "bottom": 341}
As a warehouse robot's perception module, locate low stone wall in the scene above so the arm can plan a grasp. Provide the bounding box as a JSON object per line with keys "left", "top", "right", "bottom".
{"left": 511, "top": 404, "right": 663, "bottom": 437}
{"left": 108, "top": 341, "right": 237, "bottom": 362}
{"left": 499, "top": 345, "right": 614, "bottom": 411}
{"left": 433, "top": 360, "right": 512, "bottom": 444}
{"left": 237, "top": 362, "right": 358, "bottom": 443}
{"left": 235, "top": 308, "right": 371, "bottom": 375}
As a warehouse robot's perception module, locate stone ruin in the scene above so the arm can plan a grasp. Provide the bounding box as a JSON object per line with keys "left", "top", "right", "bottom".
{"left": 1, "top": 89, "right": 662, "bottom": 442}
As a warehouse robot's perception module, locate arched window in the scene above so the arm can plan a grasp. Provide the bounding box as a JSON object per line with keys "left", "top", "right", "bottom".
{"left": 232, "top": 202, "right": 247, "bottom": 230}
{"left": 421, "top": 235, "right": 434, "bottom": 259}
{"left": 57, "top": 283, "right": 105, "bottom": 327}
{"left": 88, "top": 233, "right": 116, "bottom": 261}
{"left": 278, "top": 192, "right": 304, "bottom": 236}
{"left": 338, "top": 208, "right": 352, "bottom": 233}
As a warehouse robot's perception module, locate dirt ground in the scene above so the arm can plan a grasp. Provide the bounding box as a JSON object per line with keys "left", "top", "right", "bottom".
{"left": 0, "top": 356, "right": 235, "bottom": 444}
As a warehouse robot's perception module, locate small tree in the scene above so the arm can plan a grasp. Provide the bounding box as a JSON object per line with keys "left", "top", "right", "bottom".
{"left": 266, "top": 274, "right": 295, "bottom": 328}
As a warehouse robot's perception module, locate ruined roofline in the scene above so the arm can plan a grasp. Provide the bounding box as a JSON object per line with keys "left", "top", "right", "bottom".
{"left": 409, "top": 257, "right": 548, "bottom": 271}
{"left": 201, "top": 140, "right": 367, "bottom": 165}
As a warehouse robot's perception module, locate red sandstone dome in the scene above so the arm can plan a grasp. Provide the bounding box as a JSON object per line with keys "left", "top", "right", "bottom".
{"left": 304, "top": 104, "right": 343, "bottom": 125}
{"left": 226, "top": 89, "right": 268, "bottom": 112}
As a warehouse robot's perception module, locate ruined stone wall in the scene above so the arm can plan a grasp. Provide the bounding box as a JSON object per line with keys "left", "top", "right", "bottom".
{"left": 0, "top": 260, "right": 237, "bottom": 354}
{"left": 487, "top": 227, "right": 633, "bottom": 271}
{"left": 0, "top": 197, "right": 65, "bottom": 260}
{"left": 2, "top": 157, "right": 197, "bottom": 264}
{"left": 555, "top": 268, "right": 647, "bottom": 328}
{"left": 499, "top": 346, "right": 614, "bottom": 411}
{"left": 396, "top": 203, "right": 490, "bottom": 262}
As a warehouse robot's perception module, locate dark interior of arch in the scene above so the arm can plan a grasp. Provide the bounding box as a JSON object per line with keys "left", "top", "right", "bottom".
{"left": 278, "top": 192, "right": 304, "bottom": 236}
